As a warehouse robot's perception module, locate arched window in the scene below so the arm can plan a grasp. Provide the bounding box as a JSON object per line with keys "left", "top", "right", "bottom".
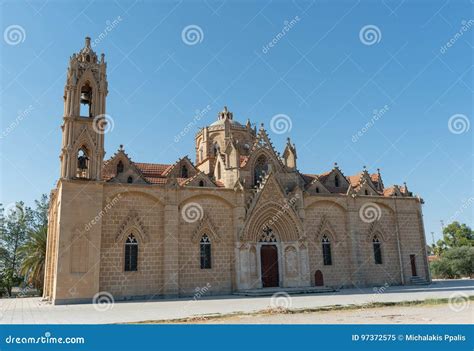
{"left": 200, "top": 234, "right": 211, "bottom": 269}
{"left": 372, "top": 235, "right": 382, "bottom": 264}
{"left": 322, "top": 235, "right": 332, "bottom": 265}
{"left": 117, "top": 161, "right": 124, "bottom": 174}
{"left": 364, "top": 189, "right": 369, "bottom": 195}
{"left": 76, "top": 147, "right": 90, "bottom": 179}
{"left": 254, "top": 155, "right": 268, "bottom": 186}
{"left": 127, "top": 176, "right": 133, "bottom": 184}
{"left": 316, "top": 187, "right": 320, "bottom": 193}
{"left": 334, "top": 174, "right": 340, "bottom": 187}
{"left": 80, "top": 82, "right": 92, "bottom": 117}
{"left": 199, "top": 180, "right": 204, "bottom": 187}
{"left": 124, "top": 234, "right": 138, "bottom": 271}
{"left": 181, "top": 165, "right": 188, "bottom": 178}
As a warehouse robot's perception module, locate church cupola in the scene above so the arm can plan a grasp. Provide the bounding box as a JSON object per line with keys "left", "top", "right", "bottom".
{"left": 218, "top": 106, "right": 233, "bottom": 122}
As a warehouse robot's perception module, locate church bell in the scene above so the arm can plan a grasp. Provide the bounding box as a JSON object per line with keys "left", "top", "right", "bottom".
{"left": 80, "top": 92, "right": 91, "bottom": 105}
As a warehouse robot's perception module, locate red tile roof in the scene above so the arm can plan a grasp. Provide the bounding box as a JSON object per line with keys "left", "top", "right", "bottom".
{"left": 134, "top": 162, "right": 172, "bottom": 177}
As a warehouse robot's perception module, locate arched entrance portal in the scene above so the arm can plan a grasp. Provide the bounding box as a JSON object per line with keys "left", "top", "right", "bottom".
{"left": 260, "top": 245, "right": 279, "bottom": 287}
{"left": 314, "top": 270, "right": 324, "bottom": 286}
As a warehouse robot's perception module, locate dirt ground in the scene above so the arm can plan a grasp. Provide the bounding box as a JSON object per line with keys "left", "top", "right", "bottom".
{"left": 177, "top": 303, "right": 473, "bottom": 324}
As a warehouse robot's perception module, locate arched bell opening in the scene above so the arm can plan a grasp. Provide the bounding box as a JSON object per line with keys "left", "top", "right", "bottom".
{"left": 80, "top": 82, "right": 93, "bottom": 117}
{"left": 76, "top": 146, "right": 90, "bottom": 179}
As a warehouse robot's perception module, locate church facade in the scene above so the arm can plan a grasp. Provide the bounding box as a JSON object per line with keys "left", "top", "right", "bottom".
{"left": 43, "top": 38, "right": 430, "bottom": 305}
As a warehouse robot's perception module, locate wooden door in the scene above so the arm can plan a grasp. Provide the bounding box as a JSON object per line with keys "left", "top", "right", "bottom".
{"left": 260, "top": 245, "right": 279, "bottom": 287}
{"left": 410, "top": 254, "right": 417, "bottom": 276}
{"left": 314, "top": 270, "right": 324, "bottom": 286}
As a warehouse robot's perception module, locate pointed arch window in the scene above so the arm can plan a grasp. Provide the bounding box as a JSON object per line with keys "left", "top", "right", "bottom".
{"left": 200, "top": 234, "right": 211, "bottom": 269}
{"left": 117, "top": 161, "right": 124, "bottom": 174}
{"left": 364, "top": 189, "right": 369, "bottom": 195}
{"left": 76, "top": 147, "right": 90, "bottom": 179}
{"left": 199, "top": 180, "right": 204, "bottom": 187}
{"left": 372, "top": 235, "right": 382, "bottom": 264}
{"left": 254, "top": 155, "right": 268, "bottom": 186}
{"left": 322, "top": 235, "right": 332, "bottom": 265}
{"left": 334, "top": 174, "right": 340, "bottom": 187}
{"left": 181, "top": 165, "right": 188, "bottom": 178}
{"left": 127, "top": 176, "right": 133, "bottom": 184}
{"left": 124, "top": 234, "right": 138, "bottom": 271}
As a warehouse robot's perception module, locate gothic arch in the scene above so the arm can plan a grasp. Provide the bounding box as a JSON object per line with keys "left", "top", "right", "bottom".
{"left": 242, "top": 201, "right": 302, "bottom": 242}
{"left": 191, "top": 214, "right": 221, "bottom": 243}
{"left": 366, "top": 220, "right": 389, "bottom": 243}
{"left": 108, "top": 190, "right": 165, "bottom": 207}
{"left": 305, "top": 198, "right": 348, "bottom": 212}
{"left": 179, "top": 194, "right": 234, "bottom": 210}
{"left": 115, "top": 211, "right": 149, "bottom": 243}
{"left": 314, "top": 215, "right": 339, "bottom": 242}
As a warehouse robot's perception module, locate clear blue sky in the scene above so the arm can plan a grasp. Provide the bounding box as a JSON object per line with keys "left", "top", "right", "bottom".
{"left": 1, "top": 0, "right": 472, "bottom": 242}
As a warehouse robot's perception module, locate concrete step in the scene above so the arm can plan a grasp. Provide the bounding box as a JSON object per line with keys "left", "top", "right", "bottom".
{"left": 410, "top": 276, "right": 430, "bottom": 285}
{"left": 234, "top": 286, "right": 335, "bottom": 297}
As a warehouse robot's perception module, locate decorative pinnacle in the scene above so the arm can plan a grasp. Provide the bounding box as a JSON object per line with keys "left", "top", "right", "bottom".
{"left": 85, "top": 36, "right": 91, "bottom": 48}
{"left": 119, "top": 144, "right": 124, "bottom": 150}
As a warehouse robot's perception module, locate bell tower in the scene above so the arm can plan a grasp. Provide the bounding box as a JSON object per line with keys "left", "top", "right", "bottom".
{"left": 60, "top": 36, "right": 108, "bottom": 180}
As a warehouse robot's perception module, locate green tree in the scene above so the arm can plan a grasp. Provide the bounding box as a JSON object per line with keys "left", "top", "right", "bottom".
{"left": 431, "top": 246, "right": 474, "bottom": 278}
{"left": 18, "top": 195, "right": 49, "bottom": 294}
{"left": 18, "top": 226, "right": 47, "bottom": 293}
{"left": 441, "top": 222, "right": 473, "bottom": 248}
{"left": 0, "top": 202, "right": 33, "bottom": 296}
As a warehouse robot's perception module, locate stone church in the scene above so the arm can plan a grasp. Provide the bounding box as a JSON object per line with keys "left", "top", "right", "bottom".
{"left": 43, "top": 38, "right": 430, "bottom": 304}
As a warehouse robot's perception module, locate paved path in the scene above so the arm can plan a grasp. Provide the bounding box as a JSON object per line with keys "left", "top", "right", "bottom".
{"left": 0, "top": 279, "right": 472, "bottom": 324}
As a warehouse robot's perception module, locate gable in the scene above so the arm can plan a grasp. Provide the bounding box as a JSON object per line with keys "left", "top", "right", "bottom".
{"left": 102, "top": 149, "right": 148, "bottom": 184}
